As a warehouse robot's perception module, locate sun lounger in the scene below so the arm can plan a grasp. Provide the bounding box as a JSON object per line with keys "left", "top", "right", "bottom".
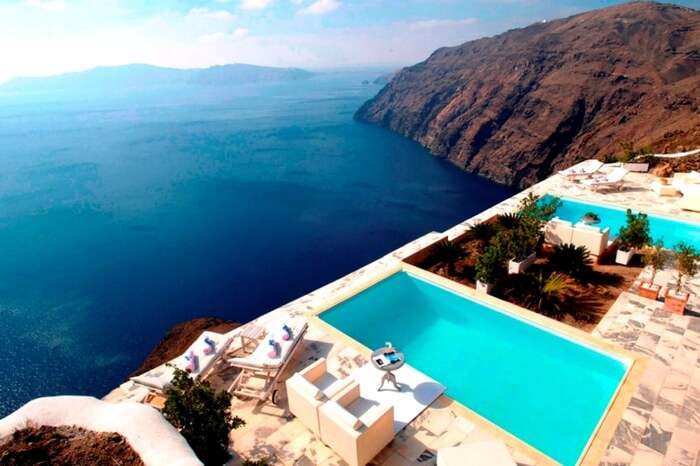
{"left": 678, "top": 184, "right": 700, "bottom": 213}
{"left": 226, "top": 320, "right": 308, "bottom": 404}
{"left": 580, "top": 167, "right": 628, "bottom": 191}
{"left": 558, "top": 159, "right": 604, "bottom": 180}
{"left": 130, "top": 331, "right": 233, "bottom": 392}
{"left": 286, "top": 358, "right": 353, "bottom": 436}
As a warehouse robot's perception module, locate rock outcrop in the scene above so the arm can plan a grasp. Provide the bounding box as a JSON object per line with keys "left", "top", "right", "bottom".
{"left": 356, "top": 2, "right": 700, "bottom": 188}
{"left": 130, "top": 317, "right": 239, "bottom": 377}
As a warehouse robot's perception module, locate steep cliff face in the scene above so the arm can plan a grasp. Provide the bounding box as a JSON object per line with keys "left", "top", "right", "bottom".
{"left": 356, "top": 2, "right": 700, "bottom": 188}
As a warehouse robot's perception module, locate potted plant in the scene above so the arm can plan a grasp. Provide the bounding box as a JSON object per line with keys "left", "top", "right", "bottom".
{"left": 615, "top": 210, "right": 651, "bottom": 265}
{"left": 665, "top": 242, "right": 699, "bottom": 314}
{"left": 475, "top": 245, "right": 505, "bottom": 294}
{"left": 639, "top": 240, "right": 666, "bottom": 300}
{"left": 581, "top": 212, "right": 600, "bottom": 225}
{"left": 500, "top": 228, "right": 538, "bottom": 274}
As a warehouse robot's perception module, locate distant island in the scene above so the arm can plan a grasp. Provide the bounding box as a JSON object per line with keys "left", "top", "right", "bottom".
{"left": 356, "top": 2, "right": 700, "bottom": 188}
{"left": 0, "top": 63, "right": 314, "bottom": 94}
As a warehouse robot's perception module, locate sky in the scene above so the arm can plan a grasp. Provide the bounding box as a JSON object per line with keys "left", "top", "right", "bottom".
{"left": 0, "top": 0, "right": 698, "bottom": 83}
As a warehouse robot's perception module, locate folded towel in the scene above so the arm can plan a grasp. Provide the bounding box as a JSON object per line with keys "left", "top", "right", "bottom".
{"left": 267, "top": 339, "right": 281, "bottom": 358}
{"left": 203, "top": 336, "right": 216, "bottom": 355}
{"left": 185, "top": 351, "right": 199, "bottom": 373}
{"left": 281, "top": 324, "right": 293, "bottom": 341}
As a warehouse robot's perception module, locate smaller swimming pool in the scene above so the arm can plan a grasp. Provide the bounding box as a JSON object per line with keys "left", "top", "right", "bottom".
{"left": 319, "top": 271, "right": 630, "bottom": 466}
{"left": 546, "top": 196, "right": 700, "bottom": 248}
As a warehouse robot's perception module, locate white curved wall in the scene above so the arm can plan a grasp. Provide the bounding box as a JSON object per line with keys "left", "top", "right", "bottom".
{"left": 0, "top": 396, "right": 203, "bottom": 466}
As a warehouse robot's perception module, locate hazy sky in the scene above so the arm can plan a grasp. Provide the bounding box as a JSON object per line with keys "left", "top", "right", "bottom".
{"left": 0, "top": 0, "right": 698, "bottom": 82}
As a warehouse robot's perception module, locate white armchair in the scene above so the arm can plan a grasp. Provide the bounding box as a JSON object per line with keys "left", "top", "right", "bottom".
{"left": 319, "top": 381, "right": 394, "bottom": 466}
{"left": 285, "top": 358, "right": 351, "bottom": 437}
{"left": 572, "top": 223, "right": 610, "bottom": 258}
{"left": 544, "top": 217, "right": 574, "bottom": 245}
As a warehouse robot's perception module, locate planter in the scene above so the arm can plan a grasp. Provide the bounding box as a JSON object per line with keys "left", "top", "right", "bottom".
{"left": 476, "top": 280, "right": 493, "bottom": 295}
{"left": 615, "top": 248, "right": 635, "bottom": 265}
{"left": 638, "top": 283, "right": 661, "bottom": 300}
{"left": 663, "top": 289, "right": 689, "bottom": 315}
{"left": 623, "top": 162, "right": 649, "bottom": 173}
{"left": 508, "top": 253, "right": 536, "bottom": 274}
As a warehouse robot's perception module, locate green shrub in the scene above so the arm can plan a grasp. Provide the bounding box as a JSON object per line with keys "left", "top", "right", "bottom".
{"left": 582, "top": 212, "right": 600, "bottom": 223}
{"left": 549, "top": 244, "right": 592, "bottom": 279}
{"left": 673, "top": 242, "right": 699, "bottom": 289}
{"left": 616, "top": 141, "right": 653, "bottom": 163}
{"left": 163, "top": 367, "right": 245, "bottom": 466}
{"left": 617, "top": 210, "right": 651, "bottom": 250}
{"left": 493, "top": 227, "right": 538, "bottom": 262}
{"left": 475, "top": 244, "right": 506, "bottom": 284}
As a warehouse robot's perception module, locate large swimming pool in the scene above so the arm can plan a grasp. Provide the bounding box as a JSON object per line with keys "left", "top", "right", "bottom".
{"left": 549, "top": 196, "right": 700, "bottom": 248}
{"left": 319, "top": 271, "right": 629, "bottom": 466}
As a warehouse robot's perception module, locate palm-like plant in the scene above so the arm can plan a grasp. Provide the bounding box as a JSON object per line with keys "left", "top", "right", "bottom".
{"left": 431, "top": 238, "right": 464, "bottom": 276}
{"left": 466, "top": 222, "right": 497, "bottom": 247}
{"left": 496, "top": 212, "right": 523, "bottom": 231}
{"left": 549, "top": 243, "right": 592, "bottom": 279}
{"left": 523, "top": 272, "right": 571, "bottom": 319}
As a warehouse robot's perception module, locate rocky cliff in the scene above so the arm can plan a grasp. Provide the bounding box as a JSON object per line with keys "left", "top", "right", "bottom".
{"left": 355, "top": 2, "right": 700, "bottom": 188}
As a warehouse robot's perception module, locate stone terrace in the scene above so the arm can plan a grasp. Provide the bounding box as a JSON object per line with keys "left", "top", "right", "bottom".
{"left": 594, "top": 292, "right": 700, "bottom": 466}
{"left": 106, "top": 162, "right": 700, "bottom": 466}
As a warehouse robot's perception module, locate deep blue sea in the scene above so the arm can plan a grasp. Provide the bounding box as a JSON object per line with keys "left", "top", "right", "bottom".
{"left": 0, "top": 71, "right": 513, "bottom": 415}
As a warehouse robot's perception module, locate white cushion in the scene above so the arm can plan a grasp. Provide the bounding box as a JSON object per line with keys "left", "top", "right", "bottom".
{"left": 289, "top": 374, "right": 323, "bottom": 400}
{"left": 324, "top": 401, "right": 363, "bottom": 430}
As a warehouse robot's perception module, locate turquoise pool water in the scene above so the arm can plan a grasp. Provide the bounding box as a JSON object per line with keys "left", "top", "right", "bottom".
{"left": 320, "top": 272, "right": 628, "bottom": 466}
{"left": 550, "top": 196, "right": 700, "bottom": 249}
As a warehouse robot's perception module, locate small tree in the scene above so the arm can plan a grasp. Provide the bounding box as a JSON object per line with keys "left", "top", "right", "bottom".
{"left": 475, "top": 244, "right": 506, "bottom": 284}
{"left": 673, "top": 242, "right": 699, "bottom": 291}
{"left": 642, "top": 240, "right": 667, "bottom": 285}
{"left": 518, "top": 194, "right": 561, "bottom": 225}
{"left": 163, "top": 367, "right": 245, "bottom": 466}
{"left": 617, "top": 210, "right": 651, "bottom": 251}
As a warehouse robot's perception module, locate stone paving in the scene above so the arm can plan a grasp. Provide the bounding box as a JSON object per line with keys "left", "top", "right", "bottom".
{"left": 594, "top": 293, "right": 700, "bottom": 466}
{"left": 105, "top": 161, "right": 700, "bottom": 466}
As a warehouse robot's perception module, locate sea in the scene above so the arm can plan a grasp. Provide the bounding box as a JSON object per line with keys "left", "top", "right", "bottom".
{"left": 0, "top": 70, "right": 513, "bottom": 415}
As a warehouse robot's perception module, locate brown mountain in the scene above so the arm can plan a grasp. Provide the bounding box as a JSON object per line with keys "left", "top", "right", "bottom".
{"left": 355, "top": 2, "right": 700, "bottom": 188}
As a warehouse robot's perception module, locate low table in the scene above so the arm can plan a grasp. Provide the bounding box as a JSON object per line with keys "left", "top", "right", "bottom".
{"left": 240, "top": 325, "right": 266, "bottom": 353}
{"left": 371, "top": 345, "right": 405, "bottom": 391}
